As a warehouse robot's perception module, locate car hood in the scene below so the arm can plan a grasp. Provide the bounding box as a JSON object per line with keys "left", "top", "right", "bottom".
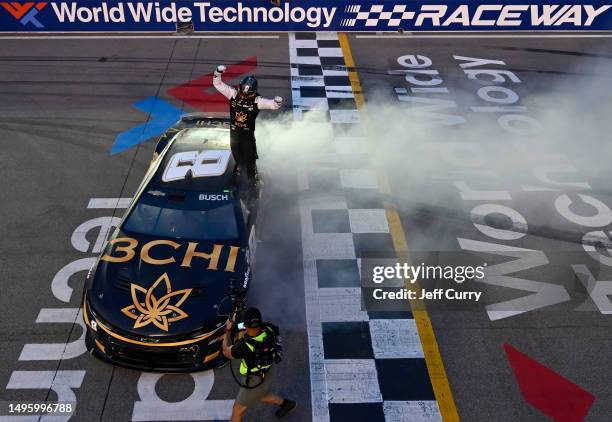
{"left": 88, "top": 233, "right": 246, "bottom": 337}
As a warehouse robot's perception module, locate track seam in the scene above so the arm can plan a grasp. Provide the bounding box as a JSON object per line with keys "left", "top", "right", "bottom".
{"left": 98, "top": 40, "right": 179, "bottom": 422}
{"left": 98, "top": 367, "right": 116, "bottom": 422}
{"left": 111, "top": 40, "right": 178, "bottom": 220}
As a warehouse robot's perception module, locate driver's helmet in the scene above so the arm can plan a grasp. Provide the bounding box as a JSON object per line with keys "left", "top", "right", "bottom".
{"left": 238, "top": 75, "right": 258, "bottom": 98}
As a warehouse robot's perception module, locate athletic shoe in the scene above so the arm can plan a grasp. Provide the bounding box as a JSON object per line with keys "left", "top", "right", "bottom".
{"left": 275, "top": 399, "right": 297, "bottom": 418}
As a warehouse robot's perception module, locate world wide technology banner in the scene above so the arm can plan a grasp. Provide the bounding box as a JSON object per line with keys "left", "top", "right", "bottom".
{"left": 1, "top": 0, "right": 612, "bottom": 32}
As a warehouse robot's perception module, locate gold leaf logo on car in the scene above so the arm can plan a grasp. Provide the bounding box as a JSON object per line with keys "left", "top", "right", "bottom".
{"left": 235, "top": 111, "right": 248, "bottom": 123}
{"left": 121, "top": 273, "right": 192, "bottom": 332}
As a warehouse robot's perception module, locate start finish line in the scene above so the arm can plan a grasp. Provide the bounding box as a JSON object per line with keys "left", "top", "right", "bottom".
{"left": 1, "top": 1, "right": 611, "bottom": 32}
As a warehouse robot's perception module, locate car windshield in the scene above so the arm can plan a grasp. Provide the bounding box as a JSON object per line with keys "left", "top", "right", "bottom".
{"left": 123, "top": 190, "right": 239, "bottom": 240}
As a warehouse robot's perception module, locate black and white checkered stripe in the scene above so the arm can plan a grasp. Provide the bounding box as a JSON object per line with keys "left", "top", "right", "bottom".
{"left": 290, "top": 33, "right": 358, "bottom": 124}
{"left": 289, "top": 33, "right": 442, "bottom": 422}
{"left": 341, "top": 5, "right": 415, "bottom": 27}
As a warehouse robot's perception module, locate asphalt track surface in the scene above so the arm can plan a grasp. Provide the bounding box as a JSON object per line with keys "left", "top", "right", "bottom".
{"left": 0, "top": 35, "right": 308, "bottom": 422}
{"left": 349, "top": 34, "right": 612, "bottom": 421}
{"left": 1, "top": 33, "right": 612, "bottom": 422}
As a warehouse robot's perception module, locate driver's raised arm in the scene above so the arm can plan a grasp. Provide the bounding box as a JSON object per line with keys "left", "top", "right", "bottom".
{"left": 256, "top": 96, "right": 283, "bottom": 110}
{"left": 213, "top": 65, "right": 237, "bottom": 100}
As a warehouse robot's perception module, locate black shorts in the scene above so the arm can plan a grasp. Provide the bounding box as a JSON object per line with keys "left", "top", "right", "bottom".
{"left": 230, "top": 131, "right": 258, "bottom": 164}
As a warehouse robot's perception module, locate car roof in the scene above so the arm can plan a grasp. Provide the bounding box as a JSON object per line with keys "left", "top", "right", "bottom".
{"left": 151, "top": 127, "right": 237, "bottom": 192}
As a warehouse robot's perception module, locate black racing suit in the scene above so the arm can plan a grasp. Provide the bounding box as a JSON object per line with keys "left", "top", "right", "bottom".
{"left": 229, "top": 93, "right": 260, "bottom": 183}
{"left": 213, "top": 68, "right": 281, "bottom": 187}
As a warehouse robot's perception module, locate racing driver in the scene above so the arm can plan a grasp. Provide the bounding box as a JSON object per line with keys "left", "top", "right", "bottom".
{"left": 213, "top": 64, "right": 283, "bottom": 192}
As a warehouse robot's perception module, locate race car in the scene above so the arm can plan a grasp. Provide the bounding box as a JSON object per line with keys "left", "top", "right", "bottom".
{"left": 82, "top": 114, "right": 261, "bottom": 371}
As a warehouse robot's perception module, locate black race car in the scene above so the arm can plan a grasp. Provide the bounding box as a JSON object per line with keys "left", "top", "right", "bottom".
{"left": 83, "top": 114, "right": 261, "bottom": 371}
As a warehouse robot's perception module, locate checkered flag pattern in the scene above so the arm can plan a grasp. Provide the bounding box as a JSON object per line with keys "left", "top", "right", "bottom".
{"left": 288, "top": 33, "right": 443, "bottom": 421}
{"left": 342, "top": 4, "right": 415, "bottom": 27}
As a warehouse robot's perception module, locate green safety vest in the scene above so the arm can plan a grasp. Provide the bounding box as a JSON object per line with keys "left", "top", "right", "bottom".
{"left": 239, "top": 329, "right": 273, "bottom": 376}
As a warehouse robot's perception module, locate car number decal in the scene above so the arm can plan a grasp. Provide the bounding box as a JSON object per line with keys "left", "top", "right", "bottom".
{"left": 162, "top": 150, "right": 231, "bottom": 182}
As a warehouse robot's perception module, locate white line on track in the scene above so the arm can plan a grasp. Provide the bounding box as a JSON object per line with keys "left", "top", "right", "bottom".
{"left": 87, "top": 197, "right": 132, "bottom": 209}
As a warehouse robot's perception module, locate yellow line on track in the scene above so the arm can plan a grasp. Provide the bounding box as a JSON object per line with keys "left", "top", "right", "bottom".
{"left": 338, "top": 32, "right": 460, "bottom": 422}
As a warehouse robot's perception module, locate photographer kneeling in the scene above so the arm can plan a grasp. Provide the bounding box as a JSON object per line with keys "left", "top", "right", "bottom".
{"left": 222, "top": 307, "right": 296, "bottom": 421}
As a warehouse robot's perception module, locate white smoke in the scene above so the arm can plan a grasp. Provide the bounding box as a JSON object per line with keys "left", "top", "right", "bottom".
{"left": 253, "top": 49, "right": 612, "bottom": 254}
{"left": 257, "top": 108, "right": 334, "bottom": 177}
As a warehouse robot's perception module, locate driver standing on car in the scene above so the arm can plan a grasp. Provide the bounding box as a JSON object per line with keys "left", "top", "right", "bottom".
{"left": 213, "top": 65, "right": 282, "bottom": 192}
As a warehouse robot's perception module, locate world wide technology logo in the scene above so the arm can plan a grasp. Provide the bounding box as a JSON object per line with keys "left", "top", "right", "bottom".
{"left": 0, "top": 2, "right": 47, "bottom": 28}
{"left": 2, "top": 1, "right": 612, "bottom": 31}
